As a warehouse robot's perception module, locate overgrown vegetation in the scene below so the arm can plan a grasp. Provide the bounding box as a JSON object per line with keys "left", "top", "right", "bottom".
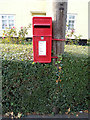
{"left": 1, "top": 43, "right": 89, "bottom": 118}
{"left": 1, "top": 25, "right": 31, "bottom": 44}
{"left": 65, "top": 26, "right": 82, "bottom": 45}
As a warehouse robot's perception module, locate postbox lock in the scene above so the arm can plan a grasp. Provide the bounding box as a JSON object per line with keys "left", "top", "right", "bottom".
{"left": 41, "top": 36, "right": 44, "bottom": 40}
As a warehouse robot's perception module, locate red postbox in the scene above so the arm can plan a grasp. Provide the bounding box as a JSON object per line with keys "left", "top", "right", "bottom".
{"left": 32, "top": 17, "right": 52, "bottom": 63}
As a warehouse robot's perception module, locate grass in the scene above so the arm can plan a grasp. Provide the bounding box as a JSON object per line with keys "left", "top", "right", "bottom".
{"left": 0, "top": 43, "right": 33, "bottom": 61}
{"left": 0, "top": 43, "right": 89, "bottom": 61}
{"left": 64, "top": 45, "right": 88, "bottom": 58}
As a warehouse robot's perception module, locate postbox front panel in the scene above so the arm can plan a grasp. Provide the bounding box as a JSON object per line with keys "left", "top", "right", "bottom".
{"left": 33, "top": 17, "right": 52, "bottom": 63}
{"left": 33, "top": 26, "right": 51, "bottom": 36}
{"left": 33, "top": 17, "right": 52, "bottom": 36}
{"left": 33, "top": 17, "right": 51, "bottom": 24}
{"left": 33, "top": 36, "right": 52, "bottom": 63}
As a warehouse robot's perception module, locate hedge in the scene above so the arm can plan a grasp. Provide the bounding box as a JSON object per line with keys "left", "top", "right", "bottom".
{"left": 59, "top": 53, "right": 88, "bottom": 112}
{"left": 2, "top": 61, "right": 58, "bottom": 115}
{"left": 2, "top": 52, "right": 89, "bottom": 116}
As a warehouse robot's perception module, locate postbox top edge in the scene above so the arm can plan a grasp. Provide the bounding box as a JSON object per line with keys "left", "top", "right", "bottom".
{"left": 33, "top": 17, "right": 52, "bottom": 19}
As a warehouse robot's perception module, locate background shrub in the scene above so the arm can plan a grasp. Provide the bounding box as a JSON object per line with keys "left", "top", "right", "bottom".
{"left": 2, "top": 27, "right": 17, "bottom": 44}
{"left": 1, "top": 25, "right": 31, "bottom": 44}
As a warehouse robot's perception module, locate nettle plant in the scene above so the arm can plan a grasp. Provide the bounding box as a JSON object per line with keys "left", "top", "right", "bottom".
{"left": 65, "top": 25, "right": 82, "bottom": 45}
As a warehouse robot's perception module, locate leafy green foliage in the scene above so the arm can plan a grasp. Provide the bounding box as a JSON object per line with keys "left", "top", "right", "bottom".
{"left": 58, "top": 53, "right": 88, "bottom": 113}
{"left": 1, "top": 44, "right": 89, "bottom": 116}
{"left": 2, "top": 61, "right": 57, "bottom": 115}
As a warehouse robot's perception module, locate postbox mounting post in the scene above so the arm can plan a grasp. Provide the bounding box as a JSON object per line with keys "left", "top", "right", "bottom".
{"left": 51, "top": 38, "right": 66, "bottom": 59}
{"left": 52, "top": 39, "right": 66, "bottom": 41}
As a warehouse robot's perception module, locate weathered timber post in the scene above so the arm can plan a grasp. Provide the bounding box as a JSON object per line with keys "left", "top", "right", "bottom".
{"left": 52, "top": 0, "right": 67, "bottom": 114}
{"left": 52, "top": 0, "right": 67, "bottom": 63}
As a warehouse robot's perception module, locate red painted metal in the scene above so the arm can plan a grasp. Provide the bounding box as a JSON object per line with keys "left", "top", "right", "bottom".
{"left": 52, "top": 39, "right": 66, "bottom": 41}
{"left": 51, "top": 56, "right": 58, "bottom": 58}
{"left": 34, "top": 24, "right": 50, "bottom": 26}
{"left": 33, "top": 17, "right": 52, "bottom": 63}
